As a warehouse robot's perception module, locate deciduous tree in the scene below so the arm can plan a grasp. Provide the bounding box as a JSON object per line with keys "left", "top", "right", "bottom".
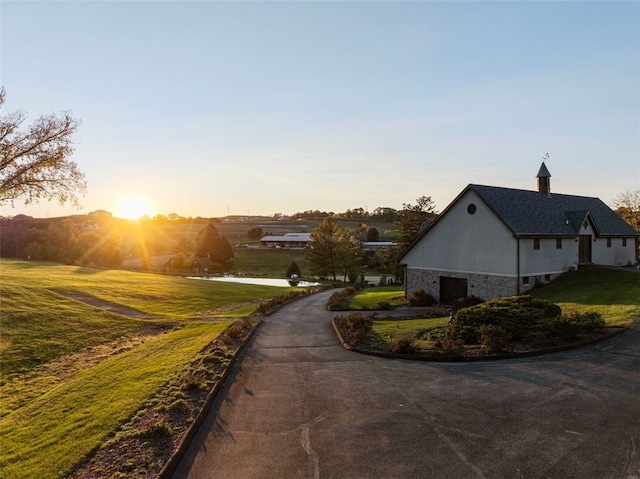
{"left": 0, "top": 87, "right": 86, "bottom": 207}
{"left": 613, "top": 188, "right": 640, "bottom": 232}
{"left": 306, "top": 216, "right": 362, "bottom": 281}
{"left": 398, "top": 196, "right": 438, "bottom": 251}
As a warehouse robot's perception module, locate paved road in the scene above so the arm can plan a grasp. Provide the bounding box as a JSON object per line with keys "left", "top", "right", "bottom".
{"left": 172, "top": 290, "right": 640, "bottom": 479}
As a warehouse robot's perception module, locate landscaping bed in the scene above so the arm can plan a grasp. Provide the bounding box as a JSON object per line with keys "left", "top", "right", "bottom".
{"left": 333, "top": 313, "right": 627, "bottom": 361}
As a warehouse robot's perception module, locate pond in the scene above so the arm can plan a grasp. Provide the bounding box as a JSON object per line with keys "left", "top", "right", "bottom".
{"left": 187, "top": 276, "right": 321, "bottom": 288}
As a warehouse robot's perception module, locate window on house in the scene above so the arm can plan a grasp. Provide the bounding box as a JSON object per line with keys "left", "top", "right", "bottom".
{"left": 533, "top": 238, "right": 540, "bottom": 250}
{"left": 607, "top": 238, "right": 612, "bottom": 248}
{"left": 545, "top": 274, "right": 551, "bottom": 282}
{"left": 623, "top": 238, "right": 627, "bottom": 247}
{"left": 523, "top": 276, "right": 530, "bottom": 285}
{"left": 556, "top": 238, "right": 562, "bottom": 249}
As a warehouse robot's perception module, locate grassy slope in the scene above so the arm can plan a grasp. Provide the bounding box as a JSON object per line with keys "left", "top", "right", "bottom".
{"left": 1, "top": 322, "right": 229, "bottom": 479}
{"left": 231, "top": 248, "right": 310, "bottom": 277}
{"left": 349, "top": 285, "right": 407, "bottom": 309}
{"left": 529, "top": 266, "right": 640, "bottom": 325}
{"left": 0, "top": 260, "right": 294, "bottom": 378}
{"left": 0, "top": 259, "right": 302, "bottom": 479}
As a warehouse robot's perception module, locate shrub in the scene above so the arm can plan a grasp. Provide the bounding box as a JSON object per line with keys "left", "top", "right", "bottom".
{"left": 377, "top": 301, "right": 391, "bottom": 310}
{"left": 256, "top": 290, "right": 314, "bottom": 314}
{"left": 416, "top": 326, "right": 446, "bottom": 341}
{"left": 336, "top": 312, "right": 374, "bottom": 345}
{"left": 391, "top": 337, "right": 416, "bottom": 354}
{"left": 224, "top": 321, "right": 246, "bottom": 339}
{"left": 328, "top": 287, "right": 357, "bottom": 310}
{"left": 180, "top": 371, "right": 206, "bottom": 391}
{"left": 447, "top": 295, "right": 561, "bottom": 343}
{"left": 168, "top": 398, "right": 189, "bottom": 412}
{"left": 433, "top": 338, "right": 465, "bottom": 359}
{"left": 479, "top": 324, "right": 511, "bottom": 353}
{"left": 547, "top": 310, "right": 605, "bottom": 339}
{"left": 408, "top": 288, "right": 437, "bottom": 306}
{"left": 451, "top": 295, "right": 484, "bottom": 310}
{"left": 132, "top": 421, "right": 174, "bottom": 440}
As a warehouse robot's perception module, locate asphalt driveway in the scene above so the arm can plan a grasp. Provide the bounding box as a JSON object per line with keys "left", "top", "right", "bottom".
{"left": 172, "top": 290, "right": 640, "bottom": 479}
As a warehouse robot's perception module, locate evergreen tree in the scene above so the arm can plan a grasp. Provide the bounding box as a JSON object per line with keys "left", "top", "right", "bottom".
{"left": 285, "top": 261, "right": 301, "bottom": 278}
{"left": 194, "top": 223, "right": 233, "bottom": 270}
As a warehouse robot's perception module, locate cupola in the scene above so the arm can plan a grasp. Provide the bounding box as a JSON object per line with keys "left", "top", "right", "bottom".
{"left": 536, "top": 162, "right": 551, "bottom": 197}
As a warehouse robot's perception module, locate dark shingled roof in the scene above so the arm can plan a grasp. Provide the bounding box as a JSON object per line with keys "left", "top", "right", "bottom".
{"left": 469, "top": 184, "right": 638, "bottom": 237}
{"left": 536, "top": 162, "right": 551, "bottom": 178}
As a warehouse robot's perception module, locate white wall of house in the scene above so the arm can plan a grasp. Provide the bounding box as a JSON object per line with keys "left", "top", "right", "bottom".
{"left": 402, "top": 190, "right": 518, "bottom": 275}
{"left": 592, "top": 237, "right": 636, "bottom": 266}
{"left": 519, "top": 237, "right": 577, "bottom": 276}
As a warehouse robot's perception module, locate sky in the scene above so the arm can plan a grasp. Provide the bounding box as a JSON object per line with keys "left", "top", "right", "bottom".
{"left": 1, "top": 1, "right": 638, "bottom": 219}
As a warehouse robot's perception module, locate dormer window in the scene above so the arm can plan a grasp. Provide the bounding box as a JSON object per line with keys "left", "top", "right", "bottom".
{"left": 583, "top": 220, "right": 588, "bottom": 230}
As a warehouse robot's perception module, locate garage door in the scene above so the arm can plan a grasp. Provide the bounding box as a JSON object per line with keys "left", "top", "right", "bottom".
{"left": 440, "top": 277, "right": 468, "bottom": 305}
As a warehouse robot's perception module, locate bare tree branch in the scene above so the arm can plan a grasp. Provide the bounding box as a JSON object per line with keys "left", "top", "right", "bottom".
{"left": 0, "top": 87, "right": 86, "bottom": 207}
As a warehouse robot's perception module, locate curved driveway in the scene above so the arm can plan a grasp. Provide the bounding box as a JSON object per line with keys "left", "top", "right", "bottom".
{"left": 173, "top": 290, "right": 640, "bottom": 479}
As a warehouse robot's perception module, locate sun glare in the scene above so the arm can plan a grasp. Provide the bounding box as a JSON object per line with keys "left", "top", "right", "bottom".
{"left": 115, "top": 197, "right": 151, "bottom": 220}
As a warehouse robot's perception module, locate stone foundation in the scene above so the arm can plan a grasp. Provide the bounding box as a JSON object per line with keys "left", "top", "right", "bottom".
{"left": 405, "top": 268, "right": 555, "bottom": 302}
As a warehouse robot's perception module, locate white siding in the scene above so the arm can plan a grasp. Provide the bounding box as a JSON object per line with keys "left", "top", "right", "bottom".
{"left": 519, "top": 237, "right": 577, "bottom": 276}
{"left": 402, "top": 190, "right": 517, "bottom": 275}
{"left": 593, "top": 237, "right": 636, "bottom": 266}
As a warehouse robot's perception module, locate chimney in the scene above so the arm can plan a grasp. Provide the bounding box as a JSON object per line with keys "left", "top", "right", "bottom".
{"left": 536, "top": 162, "right": 551, "bottom": 196}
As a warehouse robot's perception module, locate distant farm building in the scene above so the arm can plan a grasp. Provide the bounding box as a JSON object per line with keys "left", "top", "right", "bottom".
{"left": 362, "top": 241, "right": 398, "bottom": 250}
{"left": 260, "top": 233, "right": 311, "bottom": 248}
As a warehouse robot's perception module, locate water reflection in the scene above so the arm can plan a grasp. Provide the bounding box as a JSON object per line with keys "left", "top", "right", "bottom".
{"left": 187, "top": 276, "right": 320, "bottom": 288}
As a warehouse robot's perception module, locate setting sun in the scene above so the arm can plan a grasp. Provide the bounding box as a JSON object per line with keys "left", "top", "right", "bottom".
{"left": 115, "top": 197, "right": 152, "bottom": 220}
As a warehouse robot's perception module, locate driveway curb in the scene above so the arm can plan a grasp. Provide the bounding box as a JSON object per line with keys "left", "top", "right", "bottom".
{"left": 158, "top": 318, "right": 263, "bottom": 479}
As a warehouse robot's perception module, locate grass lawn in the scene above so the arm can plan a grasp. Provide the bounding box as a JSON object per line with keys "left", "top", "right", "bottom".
{"left": 0, "top": 259, "right": 303, "bottom": 479}
{"left": 371, "top": 317, "right": 450, "bottom": 349}
{"left": 529, "top": 266, "right": 640, "bottom": 326}
{"left": 231, "top": 248, "right": 310, "bottom": 278}
{"left": 0, "top": 322, "right": 230, "bottom": 479}
{"left": 0, "top": 259, "right": 297, "bottom": 378}
{"left": 349, "top": 285, "right": 406, "bottom": 309}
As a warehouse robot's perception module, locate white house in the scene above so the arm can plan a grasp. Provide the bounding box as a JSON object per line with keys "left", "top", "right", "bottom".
{"left": 397, "top": 163, "right": 638, "bottom": 304}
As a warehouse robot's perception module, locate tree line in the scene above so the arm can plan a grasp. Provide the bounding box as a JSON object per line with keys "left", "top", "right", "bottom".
{"left": 0, "top": 217, "right": 234, "bottom": 271}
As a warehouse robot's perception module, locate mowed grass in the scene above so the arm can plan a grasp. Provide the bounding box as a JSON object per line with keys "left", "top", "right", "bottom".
{"left": 232, "top": 248, "right": 310, "bottom": 278}
{"left": 529, "top": 266, "right": 640, "bottom": 325}
{"left": 349, "top": 285, "right": 407, "bottom": 309}
{"left": 371, "top": 317, "right": 450, "bottom": 348}
{"left": 0, "top": 259, "right": 302, "bottom": 479}
{"left": 0, "top": 259, "right": 297, "bottom": 378}
{"left": 0, "top": 322, "right": 230, "bottom": 479}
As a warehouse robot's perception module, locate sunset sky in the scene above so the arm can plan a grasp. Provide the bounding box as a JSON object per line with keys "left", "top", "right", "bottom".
{"left": 1, "top": 1, "right": 638, "bottom": 219}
